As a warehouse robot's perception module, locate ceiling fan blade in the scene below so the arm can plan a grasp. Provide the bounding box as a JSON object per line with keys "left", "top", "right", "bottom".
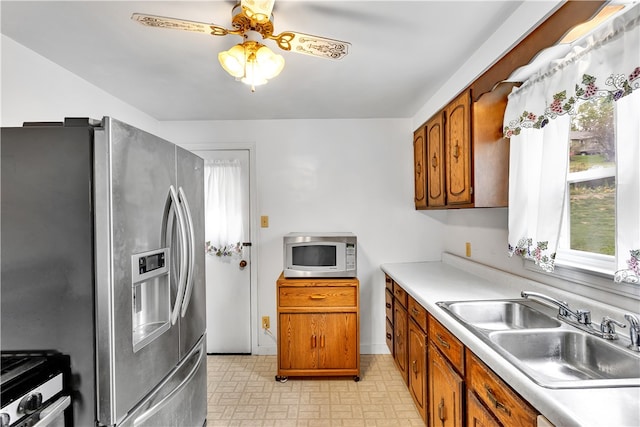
{"left": 131, "top": 13, "right": 230, "bottom": 37}
{"left": 240, "top": 0, "right": 275, "bottom": 23}
{"left": 271, "top": 31, "right": 350, "bottom": 60}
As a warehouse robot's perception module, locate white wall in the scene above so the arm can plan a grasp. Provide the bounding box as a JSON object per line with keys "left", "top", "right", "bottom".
{"left": 1, "top": 35, "right": 159, "bottom": 131}
{"left": 160, "top": 119, "right": 447, "bottom": 353}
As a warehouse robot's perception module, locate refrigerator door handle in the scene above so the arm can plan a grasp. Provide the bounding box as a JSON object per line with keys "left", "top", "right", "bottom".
{"left": 178, "top": 187, "right": 196, "bottom": 317}
{"left": 132, "top": 339, "right": 204, "bottom": 427}
{"left": 163, "top": 185, "right": 189, "bottom": 325}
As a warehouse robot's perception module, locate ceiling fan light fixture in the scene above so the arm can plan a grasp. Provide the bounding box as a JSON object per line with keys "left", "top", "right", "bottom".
{"left": 218, "top": 41, "right": 284, "bottom": 91}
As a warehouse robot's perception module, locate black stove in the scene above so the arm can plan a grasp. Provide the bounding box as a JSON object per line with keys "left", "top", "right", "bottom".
{"left": 1, "top": 351, "right": 72, "bottom": 427}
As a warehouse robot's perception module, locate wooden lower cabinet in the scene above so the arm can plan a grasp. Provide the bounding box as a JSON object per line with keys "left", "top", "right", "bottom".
{"left": 429, "top": 343, "right": 464, "bottom": 427}
{"left": 467, "top": 389, "right": 501, "bottom": 427}
{"left": 393, "top": 301, "right": 409, "bottom": 385}
{"left": 384, "top": 280, "right": 541, "bottom": 426}
{"left": 408, "top": 319, "right": 427, "bottom": 422}
{"left": 466, "top": 350, "right": 537, "bottom": 427}
{"left": 277, "top": 274, "right": 359, "bottom": 380}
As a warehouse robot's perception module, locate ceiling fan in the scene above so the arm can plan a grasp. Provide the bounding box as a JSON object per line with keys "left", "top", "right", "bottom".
{"left": 132, "top": 0, "right": 351, "bottom": 91}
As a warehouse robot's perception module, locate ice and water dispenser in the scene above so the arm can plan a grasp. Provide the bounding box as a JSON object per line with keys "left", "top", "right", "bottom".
{"left": 131, "top": 248, "right": 170, "bottom": 352}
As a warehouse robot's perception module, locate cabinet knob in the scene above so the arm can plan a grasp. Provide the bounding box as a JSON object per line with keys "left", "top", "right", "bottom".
{"left": 386, "top": 303, "right": 392, "bottom": 309}
{"left": 386, "top": 333, "right": 392, "bottom": 340}
{"left": 431, "top": 153, "right": 438, "bottom": 168}
{"left": 239, "top": 259, "right": 248, "bottom": 268}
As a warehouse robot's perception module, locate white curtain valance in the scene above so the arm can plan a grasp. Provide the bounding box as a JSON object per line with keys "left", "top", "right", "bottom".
{"left": 504, "top": 3, "right": 639, "bottom": 137}
{"left": 504, "top": 3, "right": 640, "bottom": 272}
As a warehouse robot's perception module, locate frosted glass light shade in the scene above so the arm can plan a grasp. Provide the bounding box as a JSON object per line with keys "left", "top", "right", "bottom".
{"left": 218, "top": 42, "right": 284, "bottom": 87}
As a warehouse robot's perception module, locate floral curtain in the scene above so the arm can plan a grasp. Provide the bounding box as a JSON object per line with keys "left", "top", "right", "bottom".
{"left": 615, "top": 89, "right": 640, "bottom": 282}
{"left": 204, "top": 159, "right": 244, "bottom": 257}
{"left": 503, "top": 3, "right": 640, "bottom": 272}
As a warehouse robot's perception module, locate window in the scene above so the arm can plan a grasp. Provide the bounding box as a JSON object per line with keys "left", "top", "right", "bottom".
{"left": 503, "top": 2, "right": 639, "bottom": 282}
{"left": 556, "top": 97, "right": 617, "bottom": 274}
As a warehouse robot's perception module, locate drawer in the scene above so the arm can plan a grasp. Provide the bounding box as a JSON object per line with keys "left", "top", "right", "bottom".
{"left": 408, "top": 296, "right": 427, "bottom": 332}
{"left": 385, "top": 274, "right": 393, "bottom": 292}
{"left": 279, "top": 286, "right": 357, "bottom": 308}
{"left": 385, "top": 289, "right": 393, "bottom": 323}
{"left": 428, "top": 315, "right": 464, "bottom": 374}
{"left": 393, "top": 282, "right": 407, "bottom": 308}
{"left": 466, "top": 350, "right": 537, "bottom": 427}
{"left": 385, "top": 318, "right": 394, "bottom": 355}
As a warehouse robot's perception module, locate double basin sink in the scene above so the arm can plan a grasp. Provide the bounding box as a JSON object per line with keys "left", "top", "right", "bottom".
{"left": 436, "top": 299, "right": 640, "bottom": 388}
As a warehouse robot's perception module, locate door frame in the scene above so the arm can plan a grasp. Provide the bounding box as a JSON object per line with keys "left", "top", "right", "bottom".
{"left": 180, "top": 142, "right": 259, "bottom": 354}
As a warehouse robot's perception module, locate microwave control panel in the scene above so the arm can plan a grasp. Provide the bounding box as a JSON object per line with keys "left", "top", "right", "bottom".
{"left": 346, "top": 243, "right": 356, "bottom": 271}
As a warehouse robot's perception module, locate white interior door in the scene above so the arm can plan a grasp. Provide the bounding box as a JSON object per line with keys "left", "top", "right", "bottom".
{"left": 198, "top": 149, "right": 251, "bottom": 354}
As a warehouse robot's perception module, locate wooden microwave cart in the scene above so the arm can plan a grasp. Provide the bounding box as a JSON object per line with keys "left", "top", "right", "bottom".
{"left": 276, "top": 273, "right": 360, "bottom": 382}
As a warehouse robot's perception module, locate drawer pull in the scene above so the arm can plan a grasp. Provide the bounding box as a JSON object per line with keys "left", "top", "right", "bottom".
{"left": 386, "top": 303, "right": 392, "bottom": 309}
{"left": 386, "top": 333, "right": 392, "bottom": 340}
{"left": 411, "top": 307, "right": 419, "bottom": 316}
{"left": 484, "top": 384, "right": 511, "bottom": 416}
{"left": 412, "top": 359, "right": 418, "bottom": 374}
{"left": 309, "top": 294, "right": 327, "bottom": 300}
{"left": 436, "top": 333, "right": 450, "bottom": 349}
{"left": 311, "top": 335, "right": 317, "bottom": 348}
{"left": 320, "top": 335, "right": 326, "bottom": 348}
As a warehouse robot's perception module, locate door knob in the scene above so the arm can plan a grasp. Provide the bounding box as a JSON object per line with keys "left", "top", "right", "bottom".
{"left": 239, "top": 260, "right": 247, "bottom": 268}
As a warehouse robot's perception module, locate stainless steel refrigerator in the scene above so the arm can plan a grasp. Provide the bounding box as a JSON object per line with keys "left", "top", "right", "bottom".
{"left": 1, "top": 117, "right": 207, "bottom": 427}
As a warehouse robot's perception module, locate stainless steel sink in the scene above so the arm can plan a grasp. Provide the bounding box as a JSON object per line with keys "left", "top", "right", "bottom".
{"left": 436, "top": 299, "right": 640, "bottom": 388}
{"left": 437, "top": 299, "right": 561, "bottom": 330}
{"left": 489, "top": 330, "right": 640, "bottom": 388}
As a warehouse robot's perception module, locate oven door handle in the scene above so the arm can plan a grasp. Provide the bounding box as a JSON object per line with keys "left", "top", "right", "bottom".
{"left": 33, "top": 395, "right": 71, "bottom": 427}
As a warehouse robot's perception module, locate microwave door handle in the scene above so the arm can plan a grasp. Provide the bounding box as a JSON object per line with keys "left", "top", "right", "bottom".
{"left": 163, "top": 186, "right": 188, "bottom": 325}
{"left": 178, "top": 187, "right": 196, "bottom": 317}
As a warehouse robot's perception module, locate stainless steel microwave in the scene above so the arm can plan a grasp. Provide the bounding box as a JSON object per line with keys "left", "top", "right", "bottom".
{"left": 283, "top": 232, "right": 357, "bottom": 278}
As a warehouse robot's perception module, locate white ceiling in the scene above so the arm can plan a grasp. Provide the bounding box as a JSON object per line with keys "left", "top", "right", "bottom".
{"left": 1, "top": 1, "right": 524, "bottom": 121}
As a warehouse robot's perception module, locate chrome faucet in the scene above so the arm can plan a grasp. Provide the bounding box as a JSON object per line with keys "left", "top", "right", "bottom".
{"left": 624, "top": 314, "right": 640, "bottom": 351}
{"left": 600, "top": 316, "right": 626, "bottom": 340}
{"left": 520, "top": 291, "right": 590, "bottom": 324}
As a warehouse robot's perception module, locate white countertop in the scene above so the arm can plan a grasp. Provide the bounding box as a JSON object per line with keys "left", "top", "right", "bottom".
{"left": 381, "top": 255, "right": 640, "bottom": 427}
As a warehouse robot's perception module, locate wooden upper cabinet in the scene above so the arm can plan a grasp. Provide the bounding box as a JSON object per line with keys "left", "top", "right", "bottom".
{"left": 415, "top": 87, "right": 510, "bottom": 210}
{"left": 413, "top": 126, "right": 427, "bottom": 209}
{"left": 445, "top": 90, "right": 472, "bottom": 206}
{"left": 426, "top": 113, "right": 446, "bottom": 207}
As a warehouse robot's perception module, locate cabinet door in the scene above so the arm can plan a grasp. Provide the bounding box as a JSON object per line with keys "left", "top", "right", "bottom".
{"left": 426, "top": 113, "right": 446, "bottom": 207}
{"left": 429, "top": 344, "right": 463, "bottom": 427}
{"left": 414, "top": 126, "right": 428, "bottom": 209}
{"left": 394, "top": 303, "right": 409, "bottom": 384}
{"left": 467, "top": 390, "right": 500, "bottom": 427}
{"left": 319, "top": 313, "right": 358, "bottom": 369}
{"left": 278, "top": 313, "right": 318, "bottom": 370}
{"left": 408, "top": 319, "right": 427, "bottom": 422}
{"left": 445, "top": 90, "right": 472, "bottom": 205}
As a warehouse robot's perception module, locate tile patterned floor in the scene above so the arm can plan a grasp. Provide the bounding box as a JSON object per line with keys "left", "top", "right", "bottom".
{"left": 206, "top": 354, "right": 424, "bottom": 426}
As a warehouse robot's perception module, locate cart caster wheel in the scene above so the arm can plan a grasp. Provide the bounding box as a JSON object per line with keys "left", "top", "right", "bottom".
{"left": 275, "top": 375, "right": 288, "bottom": 383}
{"left": 354, "top": 376, "right": 360, "bottom": 382}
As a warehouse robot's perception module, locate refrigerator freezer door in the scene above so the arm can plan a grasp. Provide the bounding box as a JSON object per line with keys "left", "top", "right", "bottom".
{"left": 118, "top": 335, "right": 207, "bottom": 427}
{"left": 94, "top": 118, "right": 181, "bottom": 426}
{"left": 176, "top": 147, "right": 206, "bottom": 358}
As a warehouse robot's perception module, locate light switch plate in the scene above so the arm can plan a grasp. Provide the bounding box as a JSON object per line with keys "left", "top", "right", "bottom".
{"left": 261, "top": 215, "right": 269, "bottom": 228}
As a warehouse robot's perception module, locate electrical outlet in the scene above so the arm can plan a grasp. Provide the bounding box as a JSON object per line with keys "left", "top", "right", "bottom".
{"left": 262, "top": 316, "right": 270, "bottom": 330}
{"left": 465, "top": 242, "right": 471, "bottom": 257}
